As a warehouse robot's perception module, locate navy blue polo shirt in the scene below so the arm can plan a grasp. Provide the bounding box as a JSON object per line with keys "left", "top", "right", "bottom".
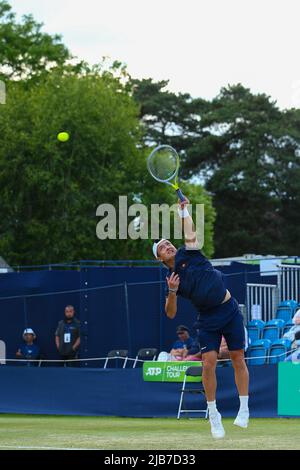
{"left": 18, "top": 343, "right": 40, "bottom": 366}
{"left": 166, "top": 246, "right": 238, "bottom": 330}
{"left": 19, "top": 343, "right": 40, "bottom": 359}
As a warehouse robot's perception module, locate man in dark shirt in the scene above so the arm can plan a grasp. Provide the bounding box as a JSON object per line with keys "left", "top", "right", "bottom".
{"left": 55, "top": 305, "right": 80, "bottom": 367}
{"left": 170, "top": 325, "right": 200, "bottom": 360}
{"left": 153, "top": 198, "right": 249, "bottom": 439}
{"left": 16, "top": 328, "right": 40, "bottom": 367}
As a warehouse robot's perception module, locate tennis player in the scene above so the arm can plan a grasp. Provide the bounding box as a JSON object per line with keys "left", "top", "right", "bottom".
{"left": 153, "top": 199, "right": 249, "bottom": 439}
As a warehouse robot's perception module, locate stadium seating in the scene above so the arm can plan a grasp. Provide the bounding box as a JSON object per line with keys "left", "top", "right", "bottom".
{"left": 247, "top": 339, "right": 272, "bottom": 365}
{"left": 269, "top": 339, "right": 292, "bottom": 364}
{"left": 275, "top": 300, "right": 298, "bottom": 323}
{"left": 177, "top": 366, "right": 208, "bottom": 419}
{"left": 133, "top": 348, "right": 158, "bottom": 368}
{"left": 103, "top": 349, "right": 128, "bottom": 369}
{"left": 247, "top": 320, "right": 265, "bottom": 343}
{"left": 250, "top": 302, "right": 299, "bottom": 363}
{"left": 262, "top": 319, "right": 285, "bottom": 342}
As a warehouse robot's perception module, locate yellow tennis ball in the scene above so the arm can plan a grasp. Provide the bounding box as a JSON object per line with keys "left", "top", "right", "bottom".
{"left": 57, "top": 132, "right": 70, "bottom": 142}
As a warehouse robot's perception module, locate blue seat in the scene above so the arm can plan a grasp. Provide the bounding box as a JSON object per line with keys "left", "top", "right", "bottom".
{"left": 247, "top": 320, "right": 265, "bottom": 343}
{"left": 280, "top": 300, "right": 298, "bottom": 309}
{"left": 247, "top": 339, "right": 272, "bottom": 365}
{"left": 262, "top": 319, "right": 285, "bottom": 342}
{"left": 276, "top": 300, "right": 298, "bottom": 323}
{"left": 283, "top": 321, "right": 294, "bottom": 336}
{"left": 269, "top": 339, "right": 292, "bottom": 364}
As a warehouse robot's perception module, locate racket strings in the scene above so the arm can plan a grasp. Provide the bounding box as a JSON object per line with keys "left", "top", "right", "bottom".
{"left": 147, "top": 146, "right": 179, "bottom": 183}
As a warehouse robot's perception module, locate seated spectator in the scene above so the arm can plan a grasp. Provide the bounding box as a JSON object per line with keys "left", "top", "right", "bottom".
{"left": 157, "top": 325, "right": 201, "bottom": 361}
{"left": 16, "top": 328, "right": 40, "bottom": 367}
{"left": 285, "top": 331, "right": 300, "bottom": 362}
{"left": 218, "top": 336, "right": 230, "bottom": 365}
{"left": 283, "top": 309, "right": 300, "bottom": 348}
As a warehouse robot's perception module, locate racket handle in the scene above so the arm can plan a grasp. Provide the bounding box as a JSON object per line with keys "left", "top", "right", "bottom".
{"left": 176, "top": 188, "right": 186, "bottom": 202}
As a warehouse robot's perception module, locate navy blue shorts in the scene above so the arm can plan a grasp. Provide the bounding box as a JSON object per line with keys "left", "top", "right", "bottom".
{"left": 197, "top": 311, "right": 246, "bottom": 354}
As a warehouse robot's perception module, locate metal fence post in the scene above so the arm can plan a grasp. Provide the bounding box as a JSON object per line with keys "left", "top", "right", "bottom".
{"left": 246, "top": 284, "right": 278, "bottom": 322}
{"left": 124, "top": 282, "right": 132, "bottom": 357}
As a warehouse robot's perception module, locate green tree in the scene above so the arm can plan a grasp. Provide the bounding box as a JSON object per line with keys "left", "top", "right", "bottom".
{"left": 130, "top": 78, "right": 217, "bottom": 258}
{"left": 0, "top": 0, "right": 70, "bottom": 81}
{"left": 0, "top": 0, "right": 217, "bottom": 265}
{"left": 0, "top": 70, "right": 141, "bottom": 264}
{"left": 0, "top": 69, "right": 216, "bottom": 265}
{"left": 133, "top": 79, "right": 300, "bottom": 257}
{"left": 184, "top": 84, "right": 300, "bottom": 256}
{"left": 131, "top": 78, "right": 207, "bottom": 154}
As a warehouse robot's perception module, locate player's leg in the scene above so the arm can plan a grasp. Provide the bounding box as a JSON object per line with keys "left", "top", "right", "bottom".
{"left": 223, "top": 313, "right": 250, "bottom": 428}
{"left": 229, "top": 349, "right": 249, "bottom": 396}
{"left": 198, "top": 330, "right": 225, "bottom": 438}
{"left": 201, "top": 350, "right": 218, "bottom": 401}
{"left": 229, "top": 349, "right": 249, "bottom": 428}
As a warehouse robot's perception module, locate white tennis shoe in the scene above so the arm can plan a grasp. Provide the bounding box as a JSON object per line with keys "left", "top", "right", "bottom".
{"left": 209, "top": 412, "right": 225, "bottom": 439}
{"left": 234, "top": 410, "right": 249, "bottom": 428}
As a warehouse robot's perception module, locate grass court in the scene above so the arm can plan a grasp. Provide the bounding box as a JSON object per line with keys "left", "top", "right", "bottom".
{"left": 0, "top": 415, "right": 299, "bottom": 450}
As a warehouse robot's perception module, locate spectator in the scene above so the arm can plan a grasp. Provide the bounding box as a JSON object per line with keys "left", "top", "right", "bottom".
{"left": 285, "top": 331, "right": 300, "bottom": 362}
{"left": 218, "top": 336, "right": 230, "bottom": 363}
{"left": 55, "top": 305, "right": 80, "bottom": 367}
{"left": 16, "top": 328, "right": 40, "bottom": 367}
{"left": 283, "top": 309, "right": 300, "bottom": 348}
{"left": 157, "top": 325, "right": 201, "bottom": 361}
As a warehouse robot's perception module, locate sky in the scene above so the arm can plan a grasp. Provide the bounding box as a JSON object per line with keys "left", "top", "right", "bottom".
{"left": 8, "top": 0, "right": 300, "bottom": 109}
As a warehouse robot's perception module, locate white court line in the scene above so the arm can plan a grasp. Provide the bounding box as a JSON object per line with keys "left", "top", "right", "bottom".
{"left": 0, "top": 445, "right": 101, "bottom": 450}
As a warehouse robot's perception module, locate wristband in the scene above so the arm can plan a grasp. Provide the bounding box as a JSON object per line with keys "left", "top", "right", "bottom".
{"left": 169, "top": 288, "right": 178, "bottom": 293}
{"left": 177, "top": 206, "right": 189, "bottom": 218}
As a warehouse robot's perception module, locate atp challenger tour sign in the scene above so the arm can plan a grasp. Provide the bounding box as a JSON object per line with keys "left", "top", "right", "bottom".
{"left": 143, "top": 361, "right": 202, "bottom": 382}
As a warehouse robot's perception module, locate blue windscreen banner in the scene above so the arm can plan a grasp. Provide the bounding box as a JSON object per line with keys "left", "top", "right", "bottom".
{"left": 0, "top": 365, "right": 279, "bottom": 418}
{"left": 0, "top": 263, "right": 276, "bottom": 365}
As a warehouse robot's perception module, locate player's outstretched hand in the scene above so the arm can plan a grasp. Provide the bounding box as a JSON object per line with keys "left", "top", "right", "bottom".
{"left": 166, "top": 272, "right": 180, "bottom": 291}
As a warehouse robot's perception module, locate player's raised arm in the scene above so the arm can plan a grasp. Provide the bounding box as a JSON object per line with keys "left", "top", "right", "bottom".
{"left": 178, "top": 198, "right": 199, "bottom": 249}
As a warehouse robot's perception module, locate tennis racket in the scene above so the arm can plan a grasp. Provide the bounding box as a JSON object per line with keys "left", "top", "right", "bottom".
{"left": 147, "top": 145, "right": 185, "bottom": 202}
